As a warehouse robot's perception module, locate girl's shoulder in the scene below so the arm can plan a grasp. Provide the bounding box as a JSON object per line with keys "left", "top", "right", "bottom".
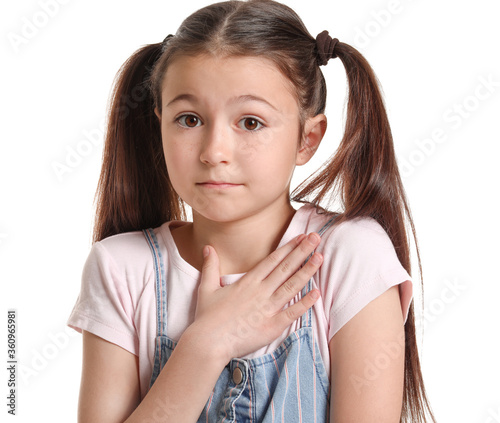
{"left": 93, "top": 228, "right": 155, "bottom": 268}
{"left": 86, "top": 223, "right": 174, "bottom": 288}
{"left": 297, "top": 204, "right": 404, "bottom": 277}
{"left": 300, "top": 205, "right": 413, "bottom": 338}
{"left": 296, "top": 204, "right": 389, "bottom": 247}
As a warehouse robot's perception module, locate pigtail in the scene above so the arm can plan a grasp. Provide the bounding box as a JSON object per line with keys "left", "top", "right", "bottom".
{"left": 92, "top": 42, "right": 185, "bottom": 243}
{"left": 293, "top": 43, "right": 436, "bottom": 423}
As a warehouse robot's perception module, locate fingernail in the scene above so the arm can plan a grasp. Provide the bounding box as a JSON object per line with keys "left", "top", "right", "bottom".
{"left": 310, "top": 253, "right": 322, "bottom": 265}
{"left": 307, "top": 233, "right": 320, "bottom": 244}
{"left": 296, "top": 234, "right": 306, "bottom": 244}
{"left": 203, "top": 246, "right": 210, "bottom": 258}
{"left": 310, "top": 290, "right": 320, "bottom": 300}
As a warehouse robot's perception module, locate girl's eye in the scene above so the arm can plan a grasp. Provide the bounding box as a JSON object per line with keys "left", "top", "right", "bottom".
{"left": 177, "top": 114, "right": 202, "bottom": 128}
{"left": 239, "top": 117, "right": 264, "bottom": 131}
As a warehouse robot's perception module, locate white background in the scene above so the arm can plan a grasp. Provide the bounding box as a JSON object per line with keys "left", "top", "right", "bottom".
{"left": 1, "top": 0, "right": 499, "bottom": 421}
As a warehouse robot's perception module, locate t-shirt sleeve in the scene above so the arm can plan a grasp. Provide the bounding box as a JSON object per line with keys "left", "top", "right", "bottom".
{"left": 318, "top": 217, "right": 414, "bottom": 342}
{"left": 66, "top": 242, "right": 139, "bottom": 355}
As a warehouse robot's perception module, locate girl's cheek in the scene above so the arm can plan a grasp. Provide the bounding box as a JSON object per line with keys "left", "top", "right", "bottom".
{"left": 238, "top": 127, "right": 276, "bottom": 154}
{"left": 238, "top": 140, "right": 259, "bottom": 162}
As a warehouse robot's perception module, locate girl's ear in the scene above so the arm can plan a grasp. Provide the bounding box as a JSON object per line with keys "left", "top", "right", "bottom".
{"left": 154, "top": 107, "right": 161, "bottom": 121}
{"left": 296, "top": 114, "right": 327, "bottom": 165}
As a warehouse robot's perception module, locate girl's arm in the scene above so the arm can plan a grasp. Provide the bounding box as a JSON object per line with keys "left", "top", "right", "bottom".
{"left": 77, "top": 233, "right": 323, "bottom": 423}
{"left": 78, "top": 325, "right": 227, "bottom": 423}
{"left": 84, "top": 323, "right": 232, "bottom": 423}
{"left": 79, "top": 331, "right": 140, "bottom": 422}
{"left": 329, "top": 285, "right": 405, "bottom": 423}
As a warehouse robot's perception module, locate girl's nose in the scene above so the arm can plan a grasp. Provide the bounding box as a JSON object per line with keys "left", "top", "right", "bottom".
{"left": 199, "top": 125, "right": 232, "bottom": 166}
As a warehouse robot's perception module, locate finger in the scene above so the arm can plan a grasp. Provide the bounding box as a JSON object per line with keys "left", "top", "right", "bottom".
{"left": 270, "top": 252, "right": 323, "bottom": 307}
{"left": 273, "top": 289, "right": 320, "bottom": 328}
{"left": 264, "top": 232, "right": 321, "bottom": 289}
{"left": 248, "top": 233, "right": 307, "bottom": 280}
{"left": 199, "top": 245, "right": 221, "bottom": 292}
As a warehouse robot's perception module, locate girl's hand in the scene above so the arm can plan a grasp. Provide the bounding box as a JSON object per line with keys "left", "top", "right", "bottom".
{"left": 192, "top": 233, "right": 323, "bottom": 361}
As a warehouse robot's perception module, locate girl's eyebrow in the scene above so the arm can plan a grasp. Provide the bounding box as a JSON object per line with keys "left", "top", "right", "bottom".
{"left": 166, "top": 93, "right": 279, "bottom": 112}
{"left": 233, "top": 94, "right": 278, "bottom": 112}
{"left": 166, "top": 94, "right": 197, "bottom": 108}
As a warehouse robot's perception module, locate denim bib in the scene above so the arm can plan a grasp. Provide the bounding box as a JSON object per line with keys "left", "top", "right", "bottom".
{"left": 143, "top": 214, "right": 337, "bottom": 422}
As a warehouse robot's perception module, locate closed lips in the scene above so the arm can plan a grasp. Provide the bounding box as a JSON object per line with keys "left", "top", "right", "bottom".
{"left": 197, "top": 181, "right": 241, "bottom": 187}
{"left": 198, "top": 180, "right": 239, "bottom": 184}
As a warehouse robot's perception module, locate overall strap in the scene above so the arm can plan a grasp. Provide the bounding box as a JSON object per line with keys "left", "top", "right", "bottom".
{"left": 300, "top": 213, "right": 339, "bottom": 328}
{"left": 317, "top": 214, "right": 339, "bottom": 238}
{"left": 143, "top": 228, "right": 168, "bottom": 337}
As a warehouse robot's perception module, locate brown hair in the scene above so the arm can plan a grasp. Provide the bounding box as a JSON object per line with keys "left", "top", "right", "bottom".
{"left": 93, "top": 1, "right": 435, "bottom": 421}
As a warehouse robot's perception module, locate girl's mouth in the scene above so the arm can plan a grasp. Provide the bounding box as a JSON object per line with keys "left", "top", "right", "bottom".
{"left": 197, "top": 181, "right": 242, "bottom": 189}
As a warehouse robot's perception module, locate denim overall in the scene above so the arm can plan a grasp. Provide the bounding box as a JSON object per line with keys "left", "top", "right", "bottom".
{"left": 143, "top": 214, "right": 337, "bottom": 422}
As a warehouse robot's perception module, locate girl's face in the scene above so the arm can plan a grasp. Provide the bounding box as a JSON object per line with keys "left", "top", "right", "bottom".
{"left": 155, "top": 54, "right": 318, "bottom": 223}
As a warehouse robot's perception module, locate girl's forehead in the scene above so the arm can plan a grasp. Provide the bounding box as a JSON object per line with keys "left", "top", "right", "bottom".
{"left": 161, "top": 54, "right": 299, "bottom": 110}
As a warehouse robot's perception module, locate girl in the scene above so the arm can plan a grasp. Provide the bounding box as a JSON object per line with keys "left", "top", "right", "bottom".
{"left": 67, "top": 0, "right": 435, "bottom": 421}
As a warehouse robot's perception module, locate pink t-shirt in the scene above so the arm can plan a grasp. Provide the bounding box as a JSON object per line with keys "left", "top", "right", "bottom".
{"left": 67, "top": 204, "right": 413, "bottom": 401}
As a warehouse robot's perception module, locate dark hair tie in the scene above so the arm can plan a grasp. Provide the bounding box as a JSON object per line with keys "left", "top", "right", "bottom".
{"left": 161, "top": 34, "right": 174, "bottom": 52}
{"left": 142, "top": 34, "right": 174, "bottom": 84}
{"left": 316, "top": 30, "right": 340, "bottom": 66}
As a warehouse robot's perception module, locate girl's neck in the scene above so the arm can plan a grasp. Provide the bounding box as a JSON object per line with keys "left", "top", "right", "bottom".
{"left": 171, "top": 201, "right": 297, "bottom": 275}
